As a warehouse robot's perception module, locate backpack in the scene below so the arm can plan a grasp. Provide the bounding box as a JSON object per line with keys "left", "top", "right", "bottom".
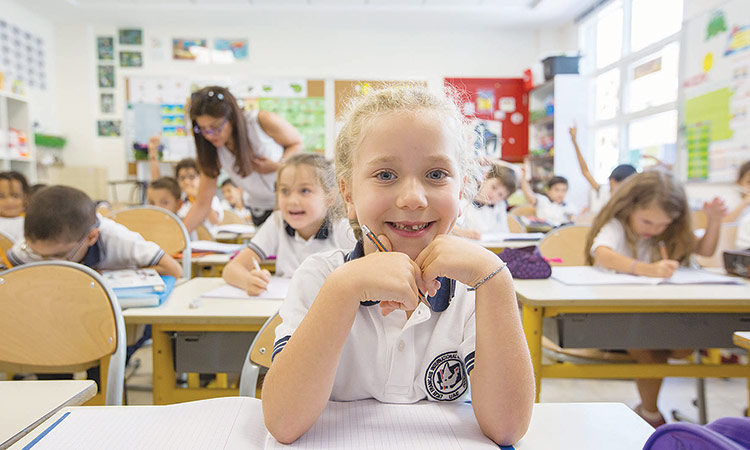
{"left": 642, "top": 417, "right": 750, "bottom": 450}
{"left": 497, "top": 245, "right": 551, "bottom": 279}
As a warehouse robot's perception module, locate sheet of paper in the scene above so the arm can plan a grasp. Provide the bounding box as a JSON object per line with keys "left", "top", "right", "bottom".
{"left": 100, "top": 268, "right": 165, "bottom": 290}
{"left": 190, "top": 240, "right": 244, "bottom": 253}
{"left": 200, "top": 278, "right": 292, "bottom": 300}
{"left": 263, "top": 399, "right": 497, "bottom": 450}
{"left": 552, "top": 266, "right": 743, "bottom": 285}
{"left": 482, "top": 232, "right": 545, "bottom": 242}
{"left": 216, "top": 224, "right": 256, "bottom": 234}
{"left": 661, "top": 267, "right": 742, "bottom": 285}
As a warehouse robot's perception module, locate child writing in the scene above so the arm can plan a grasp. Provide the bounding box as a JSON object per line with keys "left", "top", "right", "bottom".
{"left": 519, "top": 167, "right": 576, "bottom": 227}
{"left": 0, "top": 171, "right": 30, "bottom": 242}
{"left": 6, "top": 185, "right": 182, "bottom": 278}
{"left": 453, "top": 163, "right": 517, "bottom": 239}
{"left": 146, "top": 177, "right": 182, "bottom": 215}
{"left": 220, "top": 179, "right": 252, "bottom": 223}
{"left": 261, "top": 86, "right": 534, "bottom": 446}
{"left": 223, "top": 153, "right": 356, "bottom": 295}
{"left": 584, "top": 170, "right": 726, "bottom": 427}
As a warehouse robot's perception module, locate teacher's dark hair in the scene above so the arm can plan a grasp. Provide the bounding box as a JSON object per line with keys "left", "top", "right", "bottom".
{"left": 189, "top": 86, "right": 252, "bottom": 178}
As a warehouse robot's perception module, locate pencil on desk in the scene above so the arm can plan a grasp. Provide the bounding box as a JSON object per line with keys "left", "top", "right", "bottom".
{"left": 658, "top": 241, "right": 669, "bottom": 260}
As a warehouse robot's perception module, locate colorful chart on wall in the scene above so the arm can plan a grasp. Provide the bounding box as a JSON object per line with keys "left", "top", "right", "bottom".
{"left": 681, "top": 0, "right": 750, "bottom": 181}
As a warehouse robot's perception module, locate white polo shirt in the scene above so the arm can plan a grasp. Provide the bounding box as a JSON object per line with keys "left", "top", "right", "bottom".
{"left": 535, "top": 194, "right": 576, "bottom": 227}
{"left": 177, "top": 195, "right": 224, "bottom": 240}
{"left": 0, "top": 216, "right": 24, "bottom": 242}
{"left": 274, "top": 245, "right": 477, "bottom": 404}
{"left": 246, "top": 211, "right": 356, "bottom": 278}
{"left": 590, "top": 218, "right": 655, "bottom": 264}
{"left": 459, "top": 200, "right": 509, "bottom": 234}
{"left": 7, "top": 216, "right": 164, "bottom": 270}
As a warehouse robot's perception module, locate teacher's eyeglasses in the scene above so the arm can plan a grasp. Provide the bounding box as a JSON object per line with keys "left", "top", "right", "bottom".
{"left": 193, "top": 118, "right": 228, "bottom": 137}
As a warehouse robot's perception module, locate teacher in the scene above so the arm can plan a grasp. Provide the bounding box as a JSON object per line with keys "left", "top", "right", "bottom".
{"left": 182, "top": 85, "right": 302, "bottom": 231}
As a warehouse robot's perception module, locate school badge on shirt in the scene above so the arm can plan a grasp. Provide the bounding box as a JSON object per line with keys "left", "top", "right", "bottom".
{"left": 424, "top": 351, "right": 468, "bottom": 401}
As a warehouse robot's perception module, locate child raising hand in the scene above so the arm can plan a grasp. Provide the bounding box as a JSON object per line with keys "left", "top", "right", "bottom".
{"left": 261, "top": 87, "right": 534, "bottom": 446}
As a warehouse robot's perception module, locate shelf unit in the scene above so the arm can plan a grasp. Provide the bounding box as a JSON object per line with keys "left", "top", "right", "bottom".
{"left": 527, "top": 74, "right": 588, "bottom": 210}
{"left": 0, "top": 91, "right": 36, "bottom": 181}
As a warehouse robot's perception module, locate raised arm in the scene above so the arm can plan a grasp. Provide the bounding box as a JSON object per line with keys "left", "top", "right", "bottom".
{"left": 569, "top": 126, "right": 599, "bottom": 191}
{"left": 181, "top": 174, "right": 218, "bottom": 232}
{"left": 695, "top": 197, "right": 727, "bottom": 256}
{"left": 519, "top": 165, "right": 538, "bottom": 206}
{"left": 147, "top": 135, "right": 162, "bottom": 181}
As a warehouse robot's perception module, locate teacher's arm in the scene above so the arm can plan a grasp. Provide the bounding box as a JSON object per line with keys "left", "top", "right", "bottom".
{"left": 254, "top": 111, "right": 303, "bottom": 174}
{"left": 181, "top": 174, "right": 218, "bottom": 232}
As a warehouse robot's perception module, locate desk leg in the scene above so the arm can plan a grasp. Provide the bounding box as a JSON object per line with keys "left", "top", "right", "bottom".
{"left": 522, "top": 304, "right": 542, "bottom": 402}
{"left": 152, "top": 324, "right": 175, "bottom": 405}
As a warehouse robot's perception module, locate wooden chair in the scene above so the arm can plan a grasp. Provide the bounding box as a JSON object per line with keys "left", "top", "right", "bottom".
{"left": 220, "top": 209, "right": 244, "bottom": 225}
{"left": 107, "top": 205, "right": 191, "bottom": 278}
{"left": 195, "top": 225, "right": 213, "bottom": 241}
{"left": 538, "top": 224, "right": 591, "bottom": 266}
{"left": 0, "top": 229, "right": 14, "bottom": 254}
{"left": 239, "top": 313, "right": 282, "bottom": 398}
{"left": 695, "top": 222, "right": 738, "bottom": 268}
{"left": 509, "top": 204, "right": 536, "bottom": 218}
{"left": 0, "top": 261, "right": 126, "bottom": 405}
{"left": 507, "top": 214, "right": 525, "bottom": 233}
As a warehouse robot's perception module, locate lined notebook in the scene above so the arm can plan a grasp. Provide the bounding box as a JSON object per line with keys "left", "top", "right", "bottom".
{"left": 552, "top": 266, "right": 743, "bottom": 285}
{"left": 199, "top": 278, "right": 291, "bottom": 300}
{"left": 23, "top": 397, "right": 503, "bottom": 449}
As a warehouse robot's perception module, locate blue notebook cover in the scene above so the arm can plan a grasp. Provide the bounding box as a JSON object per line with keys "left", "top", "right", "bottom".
{"left": 113, "top": 275, "right": 176, "bottom": 307}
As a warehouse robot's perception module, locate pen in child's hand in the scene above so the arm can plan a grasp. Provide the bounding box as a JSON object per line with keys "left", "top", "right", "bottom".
{"left": 252, "top": 258, "right": 261, "bottom": 272}
{"left": 658, "top": 241, "right": 669, "bottom": 260}
{"left": 360, "top": 224, "right": 427, "bottom": 304}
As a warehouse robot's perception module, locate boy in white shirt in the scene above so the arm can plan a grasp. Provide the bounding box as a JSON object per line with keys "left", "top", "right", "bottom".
{"left": 520, "top": 171, "right": 576, "bottom": 227}
{"left": 220, "top": 179, "right": 252, "bottom": 223}
{"left": 453, "top": 163, "right": 517, "bottom": 239}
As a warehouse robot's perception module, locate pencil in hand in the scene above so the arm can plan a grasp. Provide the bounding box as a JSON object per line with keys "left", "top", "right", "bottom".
{"left": 658, "top": 241, "right": 669, "bottom": 260}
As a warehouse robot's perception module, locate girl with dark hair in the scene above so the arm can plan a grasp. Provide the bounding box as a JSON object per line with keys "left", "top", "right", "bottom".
{"left": 183, "top": 86, "right": 302, "bottom": 229}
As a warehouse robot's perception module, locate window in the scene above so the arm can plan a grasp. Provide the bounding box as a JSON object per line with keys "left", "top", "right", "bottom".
{"left": 579, "top": 0, "right": 683, "bottom": 181}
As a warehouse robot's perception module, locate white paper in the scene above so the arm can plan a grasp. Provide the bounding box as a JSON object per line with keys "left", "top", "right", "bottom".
{"left": 216, "top": 224, "right": 256, "bottom": 235}
{"left": 190, "top": 240, "right": 244, "bottom": 253}
{"left": 482, "top": 232, "right": 545, "bottom": 242}
{"left": 200, "top": 278, "right": 292, "bottom": 300}
{"left": 552, "top": 266, "right": 742, "bottom": 285}
{"left": 100, "top": 268, "right": 165, "bottom": 290}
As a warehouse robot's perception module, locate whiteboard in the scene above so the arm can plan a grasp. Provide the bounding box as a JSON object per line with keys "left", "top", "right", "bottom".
{"left": 680, "top": 0, "right": 750, "bottom": 182}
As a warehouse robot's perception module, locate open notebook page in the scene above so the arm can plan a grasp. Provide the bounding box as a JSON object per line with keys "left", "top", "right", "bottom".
{"left": 200, "top": 278, "right": 292, "bottom": 300}
{"left": 552, "top": 266, "right": 742, "bottom": 285}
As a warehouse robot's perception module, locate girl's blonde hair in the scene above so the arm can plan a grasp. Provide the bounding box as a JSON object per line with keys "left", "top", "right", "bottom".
{"left": 276, "top": 153, "right": 343, "bottom": 221}
{"left": 584, "top": 170, "right": 696, "bottom": 265}
{"left": 334, "top": 85, "right": 481, "bottom": 239}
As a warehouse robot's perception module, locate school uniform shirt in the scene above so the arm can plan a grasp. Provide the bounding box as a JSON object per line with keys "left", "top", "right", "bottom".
{"left": 590, "top": 218, "right": 654, "bottom": 264}
{"left": 0, "top": 216, "right": 24, "bottom": 242}
{"left": 589, "top": 185, "right": 611, "bottom": 216}
{"left": 217, "top": 110, "right": 284, "bottom": 213}
{"left": 177, "top": 195, "right": 224, "bottom": 240}
{"left": 737, "top": 213, "right": 750, "bottom": 250}
{"left": 220, "top": 199, "right": 252, "bottom": 223}
{"left": 535, "top": 194, "right": 576, "bottom": 227}
{"left": 725, "top": 188, "right": 750, "bottom": 222}
{"left": 458, "top": 200, "right": 509, "bottom": 234}
{"left": 7, "top": 216, "right": 164, "bottom": 270}
{"left": 246, "top": 211, "right": 356, "bottom": 278}
{"left": 273, "top": 243, "right": 476, "bottom": 403}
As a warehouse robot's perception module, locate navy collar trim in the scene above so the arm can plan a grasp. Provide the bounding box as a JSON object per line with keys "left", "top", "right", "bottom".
{"left": 284, "top": 218, "right": 331, "bottom": 240}
{"left": 344, "top": 240, "right": 456, "bottom": 313}
{"left": 79, "top": 239, "right": 102, "bottom": 268}
{"left": 472, "top": 200, "right": 495, "bottom": 209}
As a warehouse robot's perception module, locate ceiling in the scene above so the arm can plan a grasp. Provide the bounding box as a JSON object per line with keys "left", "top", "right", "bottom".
{"left": 15, "top": 0, "right": 600, "bottom": 30}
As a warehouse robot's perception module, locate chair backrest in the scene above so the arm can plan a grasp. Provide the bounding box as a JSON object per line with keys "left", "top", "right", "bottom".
{"left": 195, "top": 225, "right": 213, "bottom": 241}
{"left": 0, "top": 229, "right": 15, "bottom": 254}
{"left": 692, "top": 210, "right": 708, "bottom": 231}
{"left": 538, "top": 224, "right": 591, "bottom": 266}
{"left": 220, "top": 209, "right": 244, "bottom": 225}
{"left": 0, "top": 261, "right": 126, "bottom": 405}
{"left": 239, "top": 313, "right": 282, "bottom": 397}
{"left": 507, "top": 214, "right": 525, "bottom": 233}
{"left": 509, "top": 204, "right": 536, "bottom": 218}
{"left": 107, "top": 205, "right": 191, "bottom": 278}
{"left": 695, "top": 223, "right": 738, "bottom": 268}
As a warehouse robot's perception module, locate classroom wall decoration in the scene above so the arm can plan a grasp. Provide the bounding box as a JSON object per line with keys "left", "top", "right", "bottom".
{"left": 100, "top": 93, "right": 115, "bottom": 114}
{"left": 97, "top": 65, "right": 115, "bottom": 88}
{"left": 681, "top": 0, "right": 750, "bottom": 182}
{"left": 214, "top": 39, "right": 249, "bottom": 61}
{"left": 0, "top": 19, "right": 46, "bottom": 92}
{"left": 172, "top": 39, "right": 208, "bottom": 61}
{"left": 119, "top": 51, "right": 143, "bottom": 68}
{"left": 118, "top": 28, "right": 142, "bottom": 46}
{"left": 97, "top": 120, "right": 121, "bottom": 137}
{"left": 97, "top": 36, "right": 114, "bottom": 60}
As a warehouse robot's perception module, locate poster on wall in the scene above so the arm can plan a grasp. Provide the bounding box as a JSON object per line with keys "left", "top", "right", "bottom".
{"left": 100, "top": 93, "right": 115, "bottom": 114}
{"left": 97, "top": 120, "right": 121, "bottom": 137}
{"left": 0, "top": 20, "right": 46, "bottom": 92}
{"left": 213, "top": 39, "right": 249, "bottom": 62}
{"left": 119, "top": 51, "right": 143, "bottom": 68}
{"left": 118, "top": 28, "right": 142, "bottom": 45}
{"left": 172, "top": 38, "right": 208, "bottom": 61}
{"left": 97, "top": 36, "right": 114, "bottom": 60}
{"left": 98, "top": 65, "right": 115, "bottom": 88}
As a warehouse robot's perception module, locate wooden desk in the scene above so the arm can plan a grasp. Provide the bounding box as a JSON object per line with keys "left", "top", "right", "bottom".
{"left": 215, "top": 231, "right": 254, "bottom": 244}
{"left": 734, "top": 331, "right": 750, "bottom": 350}
{"left": 123, "top": 278, "right": 283, "bottom": 404}
{"left": 0, "top": 380, "right": 96, "bottom": 449}
{"left": 10, "top": 400, "right": 653, "bottom": 449}
{"left": 191, "top": 254, "right": 275, "bottom": 277}
{"left": 515, "top": 276, "right": 750, "bottom": 403}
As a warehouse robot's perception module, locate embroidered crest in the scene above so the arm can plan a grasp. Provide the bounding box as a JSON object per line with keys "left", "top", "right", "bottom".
{"left": 424, "top": 351, "right": 468, "bottom": 401}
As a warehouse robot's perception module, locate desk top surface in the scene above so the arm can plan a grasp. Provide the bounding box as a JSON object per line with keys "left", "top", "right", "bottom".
{"left": 514, "top": 276, "right": 750, "bottom": 307}
{"left": 9, "top": 401, "right": 653, "bottom": 450}
{"left": 0, "top": 380, "right": 96, "bottom": 449}
{"left": 122, "top": 277, "right": 283, "bottom": 325}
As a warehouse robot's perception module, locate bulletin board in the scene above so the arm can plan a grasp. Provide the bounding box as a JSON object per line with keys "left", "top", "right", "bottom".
{"left": 334, "top": 80, "right": 426, "bottom": 119}
{"left": 124, "top": 77, "right": 325, "bottom": 164}
{"left": 681, "top": 0, "right": 750, "bottom": 181}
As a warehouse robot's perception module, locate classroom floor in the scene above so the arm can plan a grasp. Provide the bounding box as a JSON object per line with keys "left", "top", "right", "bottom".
{"left": 125, "top": 344, "right": 749, "bottom": 423}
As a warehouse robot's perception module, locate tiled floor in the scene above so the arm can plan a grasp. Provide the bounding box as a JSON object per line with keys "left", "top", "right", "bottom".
{"left": 125, "top": 344, "right": 749, "bottom": 423}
